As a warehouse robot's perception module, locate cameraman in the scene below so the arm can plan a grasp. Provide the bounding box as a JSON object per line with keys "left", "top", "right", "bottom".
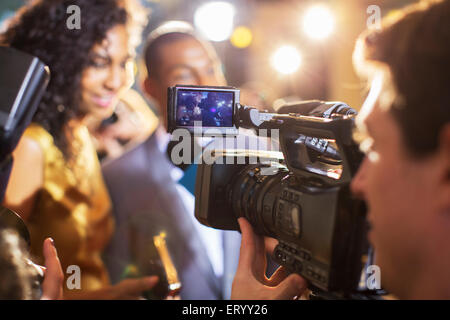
{"left": 231, "top": 0, "right": 450, "bottom": 300}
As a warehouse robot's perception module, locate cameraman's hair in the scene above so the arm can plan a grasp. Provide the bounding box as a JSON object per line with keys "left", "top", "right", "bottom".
{"left": 354, "top": 0, "right": 450, "bottom": 157}
{"left": 0, "top": 229, "right": 34, "bottom": 300}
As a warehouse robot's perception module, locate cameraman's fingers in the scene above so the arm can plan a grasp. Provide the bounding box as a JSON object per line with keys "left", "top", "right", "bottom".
{"left": 41, "top": 238, "right": 64, "bottom": 300}
{"left": 267, "top": 266, "right": 289, "bottom": 286}
{"left": 268, "top": 266, "right": 308, "bottom": 289}
{"left": 115, "top": 276, "right": 159, "bottom": 299}
{"left": 237, "top": 218, "right": 268, "bottom": 283}
{"left": 273, "top": 274, "right": 307, "bottom": 300}
{"left": 264, "top": 237, "right": 278, "bottom": 255}
{"left": 237, "top": 218, "right": 256, "bottom": 272}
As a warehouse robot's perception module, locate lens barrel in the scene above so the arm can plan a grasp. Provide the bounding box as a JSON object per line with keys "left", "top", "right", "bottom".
{"left": 227, "top": 164, "right": 288, "bottom": 237}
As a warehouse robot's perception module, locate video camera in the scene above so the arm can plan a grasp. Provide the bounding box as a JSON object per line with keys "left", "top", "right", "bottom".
{"left": 167, "top": 85, "right": 370, "bottom": 298}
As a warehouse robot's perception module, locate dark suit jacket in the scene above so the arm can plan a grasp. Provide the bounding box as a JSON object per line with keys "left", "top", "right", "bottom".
{"left": 102, "top": 133, "right": 240, "bottom": 299}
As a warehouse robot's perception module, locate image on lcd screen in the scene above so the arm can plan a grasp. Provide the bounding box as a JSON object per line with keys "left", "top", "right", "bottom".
{"left": 176, "top": 90, "right": 233, "bottom": 127}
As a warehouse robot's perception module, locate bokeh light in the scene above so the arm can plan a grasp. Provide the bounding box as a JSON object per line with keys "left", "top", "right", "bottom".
{"left": 271, "top": 46, "right": 302, "bottom": 75}
{"left": 230, "top": 26, "right": 253, "bottom": 49}
{"left": 194, "top": 2, "right": 235, "bottom": 42}
{"left": 302, "top": 4, "right": 335, "bottom": 40}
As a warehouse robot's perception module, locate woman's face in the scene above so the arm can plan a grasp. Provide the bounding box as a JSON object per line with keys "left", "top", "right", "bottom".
{"left": 79, "top": 24, "right": 134, "bottom": 121}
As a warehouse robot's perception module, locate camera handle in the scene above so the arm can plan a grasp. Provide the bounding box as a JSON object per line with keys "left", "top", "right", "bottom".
{"left": 236, "top": 104, "right": 357, "bottom": 184}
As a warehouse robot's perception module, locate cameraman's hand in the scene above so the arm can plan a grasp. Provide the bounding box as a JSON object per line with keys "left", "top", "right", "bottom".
{"left": 231, "top": 218, "right": 307, "bottom": 300}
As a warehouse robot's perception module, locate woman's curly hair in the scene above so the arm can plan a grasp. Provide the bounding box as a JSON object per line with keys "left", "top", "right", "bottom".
{"left": 0, "top": 0, "right": 147, "bottom": 159}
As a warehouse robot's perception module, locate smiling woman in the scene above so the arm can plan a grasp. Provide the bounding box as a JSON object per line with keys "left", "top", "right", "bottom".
{"left": 80, "top": 24, "right": 134, "bottom": 123}
{"left": 0, "top": 0, "right": 158, "bottom": 299}
{"left": 0, "top": 0, "right": 144, "bottom": 158}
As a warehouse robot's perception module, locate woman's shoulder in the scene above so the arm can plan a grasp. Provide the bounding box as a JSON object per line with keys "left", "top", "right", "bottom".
{"left": 22, "top": 123, "right": 55, "bottom": 151}
{"left": 12, "top": 125, "right": 47, "bottom": 178}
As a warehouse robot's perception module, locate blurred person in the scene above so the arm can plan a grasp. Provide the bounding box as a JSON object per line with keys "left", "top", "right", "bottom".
{"left": 231, "top": 0, "right": 450, "bottom": 300}
{"left": 91, "top": 88, "right": 159, "bottom": 162}
{"left": 0, "top": 228, "right": 64, "bottom": 300}
{"left": 175, "top": 91, "right": 203, "bottom": 126}
{"left": 239, "top": 81, "right": 276, "bottom": 112}
{"left": 198, "top": 92, "right": 221, "bottom": 127}
{"left": 102, "top": 21, "right": 242, "bottom": 299}
{"left": 179, "top": 91, "right": 203, "bottom": 124}
{"left": 1, "top": 0, "right": 157, "bottom": 299}
{"left": 142, "top": 22, "right": 226, "bottom": 130}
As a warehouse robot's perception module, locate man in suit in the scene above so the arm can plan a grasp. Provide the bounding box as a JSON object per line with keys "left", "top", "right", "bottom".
{"left": 102, "top": 21, "right": 241, "bottom": 299}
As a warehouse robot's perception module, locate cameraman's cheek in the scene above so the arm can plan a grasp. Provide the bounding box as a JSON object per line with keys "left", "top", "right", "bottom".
{"left": 351, "top": 156, "right": 369, "bottom": 200}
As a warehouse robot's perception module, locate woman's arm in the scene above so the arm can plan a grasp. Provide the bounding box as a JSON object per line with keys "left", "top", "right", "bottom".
{"left": 3, "top": 136, "right": 44, "bottom": 221}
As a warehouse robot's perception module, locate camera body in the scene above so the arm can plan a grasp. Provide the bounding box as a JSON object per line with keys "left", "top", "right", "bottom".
{"left": 167, "top": 85, "right": 368, "bottom": 295}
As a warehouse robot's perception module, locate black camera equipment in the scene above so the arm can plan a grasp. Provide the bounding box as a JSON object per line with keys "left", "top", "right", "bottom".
{"left": 167, "top": 85, "right": 377, "bottom": 299}
{"left": 0, "top": 46, "right": 49, "bottom": 200}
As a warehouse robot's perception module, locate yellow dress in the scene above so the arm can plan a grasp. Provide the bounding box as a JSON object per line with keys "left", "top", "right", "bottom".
{"left": 24, "top": 123, "right": 114, "bottom": 293}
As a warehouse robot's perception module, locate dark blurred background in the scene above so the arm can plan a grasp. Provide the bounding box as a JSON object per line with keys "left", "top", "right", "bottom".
{"left": 1, "top": 0, "right": 416, "bottom": 111}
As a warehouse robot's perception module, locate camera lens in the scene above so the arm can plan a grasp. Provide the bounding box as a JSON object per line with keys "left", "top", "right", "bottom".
{"left": 227, "top": 164, "right": 287, "bottom": 237}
